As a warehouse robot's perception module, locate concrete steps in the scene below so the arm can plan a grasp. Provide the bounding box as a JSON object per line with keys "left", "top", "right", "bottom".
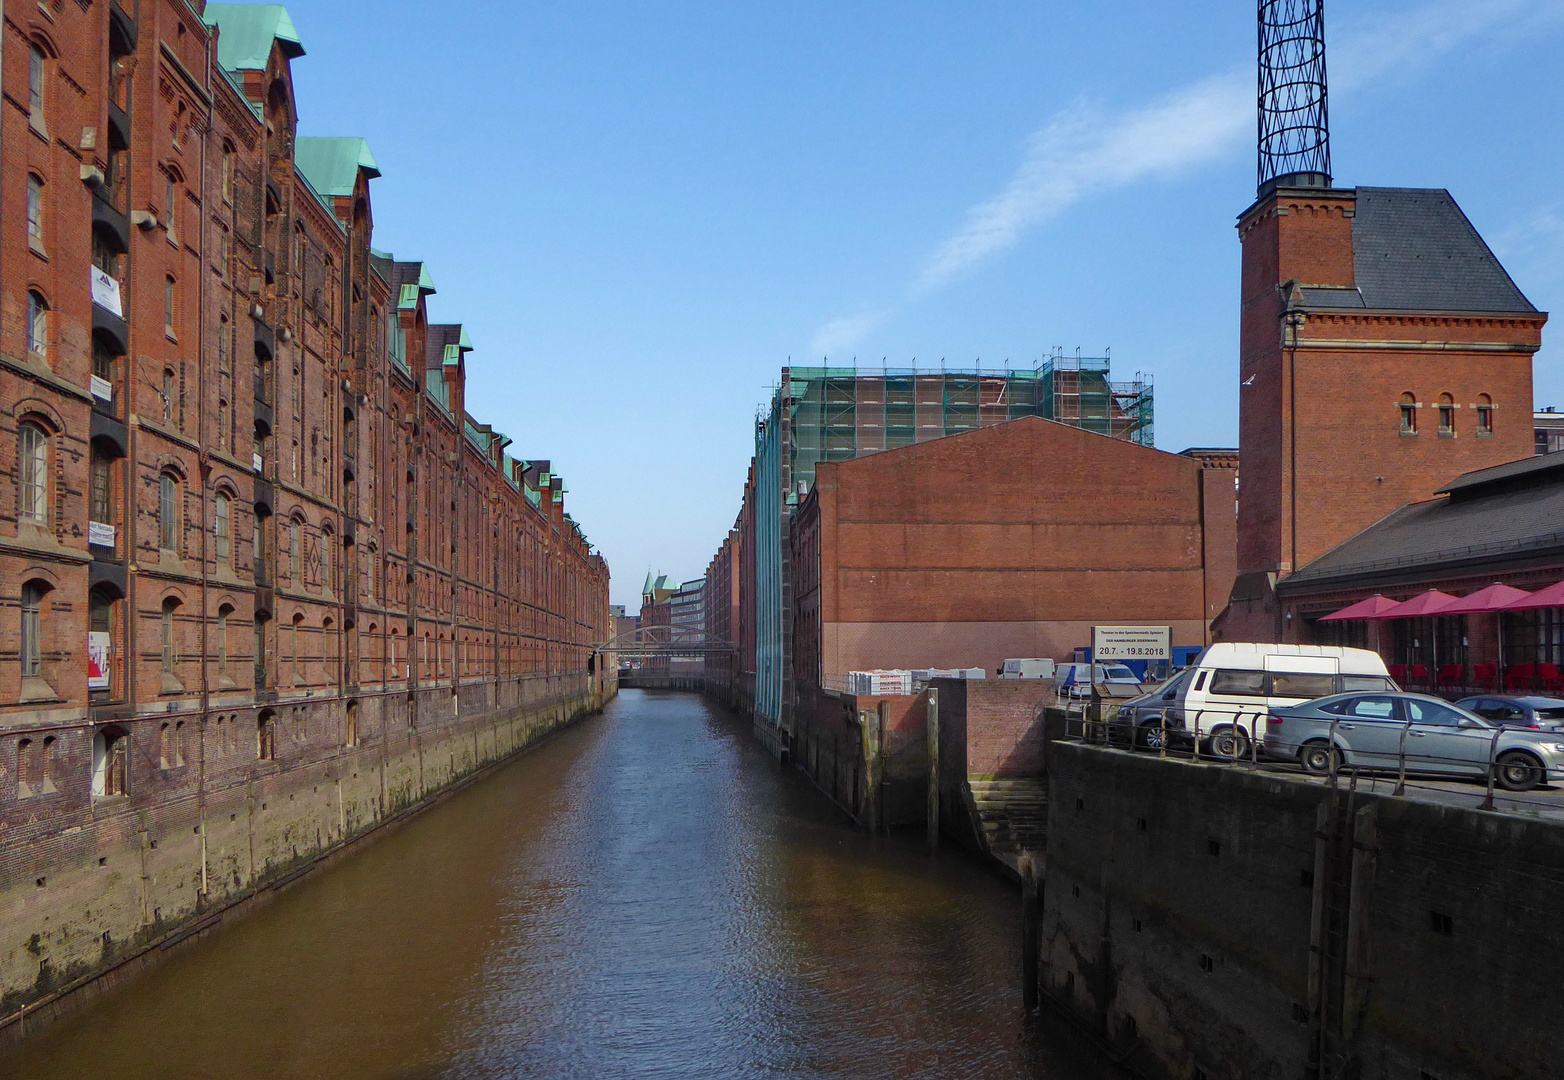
{"left": 967, "top": 778, "right": 1048, "bottom": 858}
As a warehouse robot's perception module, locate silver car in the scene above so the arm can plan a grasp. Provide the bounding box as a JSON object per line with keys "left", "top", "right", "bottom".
{"left": 1264, "top": 692, "right": 1564, "bottom": 792}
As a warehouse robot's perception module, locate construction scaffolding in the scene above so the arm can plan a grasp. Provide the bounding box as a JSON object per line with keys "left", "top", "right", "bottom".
{"left": 784, "top": 353, "right": 1152, "bottom": 489}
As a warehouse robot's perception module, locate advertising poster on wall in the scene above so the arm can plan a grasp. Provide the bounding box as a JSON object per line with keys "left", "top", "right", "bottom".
{"left": 87, "top": 631, "right": 111, "bottom": 690}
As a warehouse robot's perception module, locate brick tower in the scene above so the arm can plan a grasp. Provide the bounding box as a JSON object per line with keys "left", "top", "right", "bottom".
{"left": 1220, "top": 2, "right": 1548, "bottom": 641}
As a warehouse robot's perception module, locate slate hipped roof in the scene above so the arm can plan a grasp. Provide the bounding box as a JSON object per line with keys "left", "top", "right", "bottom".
{"left": 1297, "top": 187, "right": 1538, "bottom": 314}
{"left": 1278, "top": 452, "right": 1564, "bottom": 593}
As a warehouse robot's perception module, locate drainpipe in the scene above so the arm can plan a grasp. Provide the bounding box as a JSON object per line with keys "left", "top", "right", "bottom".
{"left": 195, "top": 57, "right": 213, "bottom": 900}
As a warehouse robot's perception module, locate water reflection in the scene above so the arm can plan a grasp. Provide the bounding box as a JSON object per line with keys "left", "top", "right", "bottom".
{"left": 3, "top": 690, "right": 1102, "bottom": 1080}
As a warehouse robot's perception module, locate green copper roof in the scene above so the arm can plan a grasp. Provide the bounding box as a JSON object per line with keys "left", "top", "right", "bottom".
{"left": 203, "top": 5, "right": 305, "bottom": 71}
{"left": 397, "top": 283, "right": 419, "bottom": 310}
{"left": 294, "top": 137, "right": 380, "bottom": 197}
{"left": 418, "top": 264, "right": 435, "bottom": 291}
{"left": 458, "top": 327, "right": 473, "bottom": 350}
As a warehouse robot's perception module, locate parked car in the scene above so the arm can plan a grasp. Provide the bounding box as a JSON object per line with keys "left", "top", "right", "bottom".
{"left": 1166, "top": 643, "right": 1397, "bottom": 759}
{"left": 1453, "top": 695, "right": 1564, "bottom": 730}
{"left": 1108, "top": 668, "right": 1195, "bottom": 749}
{"left": 1056, "top": 662, "right": 1142, "bottom": 700}
{"left": 1264, "top": 692, "right": 1564, "bottom": 791}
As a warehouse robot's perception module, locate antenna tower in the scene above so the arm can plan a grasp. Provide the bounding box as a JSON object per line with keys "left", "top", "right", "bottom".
{"left": 1257, "top": 0, "right": 1331, "bottom": 193}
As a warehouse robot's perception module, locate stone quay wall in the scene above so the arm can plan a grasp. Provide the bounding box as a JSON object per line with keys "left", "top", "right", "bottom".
{"left": 1040, "top": 741, "right": 1564, "bottom": 1080}
{"left": 0, "top": 673, "right": 609, "bottom": 1044}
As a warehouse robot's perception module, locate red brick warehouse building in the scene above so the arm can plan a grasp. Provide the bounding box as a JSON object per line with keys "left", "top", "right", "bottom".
{"left": 1219, "top": 183, "right": 1546, "bottom": 639}
{"left": 0, "top": 1, "right": 611, "bottom": 1024}
{"left": 790, "top": 417, "right": 1238, "bottom": 687}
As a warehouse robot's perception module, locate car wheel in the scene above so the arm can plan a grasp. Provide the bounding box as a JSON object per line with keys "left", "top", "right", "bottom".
{"left": 1210, "top": 728, "right": 1251, "bottom": 760}
{"left": 1301, "top": 741, "right": 1336, "bottom": 776}
{"left": 1137, "top": 722, "right": 1166, "bottom": 751}
{"left": 1496, "top": 751, "right": 1544, "bottom": 792}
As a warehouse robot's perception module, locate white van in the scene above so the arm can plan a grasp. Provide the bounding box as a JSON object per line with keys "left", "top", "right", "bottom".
{"left": 1172, "top": 643, "right": 1396, "bottom": 757}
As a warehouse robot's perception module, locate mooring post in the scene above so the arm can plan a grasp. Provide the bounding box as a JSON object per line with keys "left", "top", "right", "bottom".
{"left": 926, "top": 687, "right": 940, "bottom": 853}
{"left": 1020, "top": 851, "right": 1040, "bottom": 1012}
{"left": 859, "top": 709, "right": 880, "bottom": 834}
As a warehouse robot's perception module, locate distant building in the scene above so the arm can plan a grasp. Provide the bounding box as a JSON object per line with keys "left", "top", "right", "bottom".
{"left": 731, "top": 354, "right": 1154, "bottom": 737}
{"left": 1537, "top": 409, "right": 1564, "bottom": 456}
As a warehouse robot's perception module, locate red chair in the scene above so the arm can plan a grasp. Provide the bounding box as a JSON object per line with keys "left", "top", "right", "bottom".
{"left": 1538, "top": 662, "right": 1564, "bottom": 693}
{"left": 1473, "top": 662, "right": 1499, "bottom": 692}
{"left": 1506, "top": 662, "right": 1537, "bottom": 692}
{"left": 1437, "top": 663, "right": 1464, "bottom": 690}
{"left": 1408, "top": 664, "right": 1430, "bottom": 685}
{"left": 1389, "top": 663, "right": 1407, "bottom": 683}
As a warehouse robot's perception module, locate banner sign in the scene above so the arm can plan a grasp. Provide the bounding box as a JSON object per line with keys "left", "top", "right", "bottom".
{"left": 90, "top": 268, "right": 123, "bottom": 316}
{"left": 1091, "top": 625, "right": 1171, "bottom": 661}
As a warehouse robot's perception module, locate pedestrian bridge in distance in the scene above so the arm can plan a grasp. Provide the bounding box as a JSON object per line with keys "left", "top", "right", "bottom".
{"left": 594, "top": 626, "right": 737, "bottom": 661}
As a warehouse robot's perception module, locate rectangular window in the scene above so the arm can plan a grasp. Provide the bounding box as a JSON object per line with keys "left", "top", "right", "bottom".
{"left": 1208, "top": 669, "right": 1267, "bottom": 697}
{"left": 1269, "top": 672, "right": 1335, "bottom": 700}
{"left": 19, "top": 424, "right": 47, "bottom": 523}
{"left": 1477, "top": 406, "right": 1493, "bottom": 435}
{"left": 217, "top": 612, "right": 229, "bottom": 675}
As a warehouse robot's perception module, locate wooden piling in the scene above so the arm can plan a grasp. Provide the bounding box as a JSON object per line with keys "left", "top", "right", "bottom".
{"left": 1020, "top": 851, "right": 1040, "bottom": 1012}
{"left": 926, "top": 688, "right": 940, "bottom": 853}
{"left": 859, "top": 709, "right": 880, "bottom": 834}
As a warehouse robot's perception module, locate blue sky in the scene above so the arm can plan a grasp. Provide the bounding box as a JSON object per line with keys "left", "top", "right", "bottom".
{"left": 282, "top": 0, "right": 1564, "bottom": 609}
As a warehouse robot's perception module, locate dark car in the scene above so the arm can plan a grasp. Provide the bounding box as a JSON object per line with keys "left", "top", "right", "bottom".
{"left": 1107, "top": 668, "right": 1194, "bottom": 750}
{"left": 1454, "top": 695, "right": 1564, "bottom": 730}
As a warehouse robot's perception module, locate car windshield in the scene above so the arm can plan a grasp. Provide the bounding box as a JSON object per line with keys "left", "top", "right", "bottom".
{"left": 1102, "top": 664, "right": 1137, "bottom": 680}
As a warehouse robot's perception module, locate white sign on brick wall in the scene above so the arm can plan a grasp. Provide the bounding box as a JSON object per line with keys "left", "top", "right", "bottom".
{"left": 1092, "top": 625, "right": 1171, "bottom": 661}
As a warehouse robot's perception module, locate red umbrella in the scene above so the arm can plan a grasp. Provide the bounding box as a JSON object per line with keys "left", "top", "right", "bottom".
{"left": 1318, "top": 594, "right": 1405, "bottom": 621}
{"left": 1508, "top": 581, "right": 1564, "bottom": 611}
{"left": 1440, "top": 583, "right": 1533, "bottom": 615}
{"left": 1380, "top": 589, "right": 1462, "bottom": 619}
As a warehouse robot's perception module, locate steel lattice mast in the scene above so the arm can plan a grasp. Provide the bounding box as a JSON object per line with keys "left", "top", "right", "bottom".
{"left": 1257, "top": 0, "right": 1331, "bottom": 192}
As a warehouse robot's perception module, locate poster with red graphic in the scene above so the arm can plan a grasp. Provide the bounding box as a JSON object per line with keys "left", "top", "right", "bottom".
{"left": 88, "top": 631, "right": 111, "bottom": 690}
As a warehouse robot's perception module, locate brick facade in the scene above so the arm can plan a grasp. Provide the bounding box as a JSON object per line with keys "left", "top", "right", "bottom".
{"left": 790, "top": 416, "right": 1237, "bottom": 683}
{"left": 1224, "top": 186, "right": 1545, "bottom": 640}
{"left": 0, "top": 2, "right": 610, "bottom": 1027}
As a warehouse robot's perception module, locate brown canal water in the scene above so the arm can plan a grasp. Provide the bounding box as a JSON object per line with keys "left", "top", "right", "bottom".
{"left": 2, "top": 690, "right": 1105, "bottom": 1080}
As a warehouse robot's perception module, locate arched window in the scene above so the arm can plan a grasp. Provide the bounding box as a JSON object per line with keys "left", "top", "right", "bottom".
{"left": 39, "top": 736, "right": 55, "bottom": 794}
{"left": 323, "top": 617, "right": 337, "bottom": 684}
{"left": 20, "top": 579, "right": 50, "bottom": 680}
{"left": 174, "top": 721, "right": 186, "bottom": 767}
{"left": 321, "top": 526, "right": 334, "bottom": 592}
{"left": 93, "top": 726, "right": 128, "bottom": 797}
{"left": 88, "top": 586, "right": 116, "bottom": 694}
{"left": 217, "top": 399, "right": 229, "bottom": 451}
{"left": 160, "top": 597, "right": 180, "bottom": 676}
{"left": 159, "top": 722, "right": 172, "bottom": 769}
{"left": 221, "top": 142, "right": 235, "bottom": 204}
{"left": 291, "top": 612, "right": 305, "bottom": 683}
{"left": 1477, "top": 394, "right": 1494, "bottom": 436}
{"left": 217, "top": 604, "right": 233, "bottom": 680}
{"left": 162, "top": 367, "right": 175, "bottom": 422}
{"left": 289, "top": 518, "right": 301, "bottom": 579}
{"left": 1438, "top": 393, "right": 1455, "bottom": 435}
{"left": 28, "top": 44, "right": 45, "bottom": 126}
{"left": 18, "top": 421, "right": 48, "bottom": 523}
{"left": 215, "top": 491, "right": 232, "bottom": 566}
{"left": 257, "top": 710, "right": 276, "bottom": 761}
{"left": 26, "top": 174, "right": 43, "bottom": 247}
{"left": 345, "top": 700, "right": 359, "bottom": 747}
{"left": 90, "top": 442, "right": 115, "bottom": 540}
{"left": 159, "top": 472, "right": 179, "bottom": 551}
{"left": 1399, "top": 393, "right": 1418, "bottom": 435}
{"left": 26, "top": 290, "right": 47, "bottom": 356}
{"left": 17, "top": 739, "right": 34, "bottom": 798}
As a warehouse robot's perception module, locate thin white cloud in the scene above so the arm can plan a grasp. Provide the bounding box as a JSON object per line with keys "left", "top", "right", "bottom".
{"left": 909, "top": 0, "right": 1560, "bottom": 298}
{"left": 808, "top": 308, "right": 891, "bottom": 358}
{"left": 806, "top": 0, "right": 1560, "bottom": 353}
